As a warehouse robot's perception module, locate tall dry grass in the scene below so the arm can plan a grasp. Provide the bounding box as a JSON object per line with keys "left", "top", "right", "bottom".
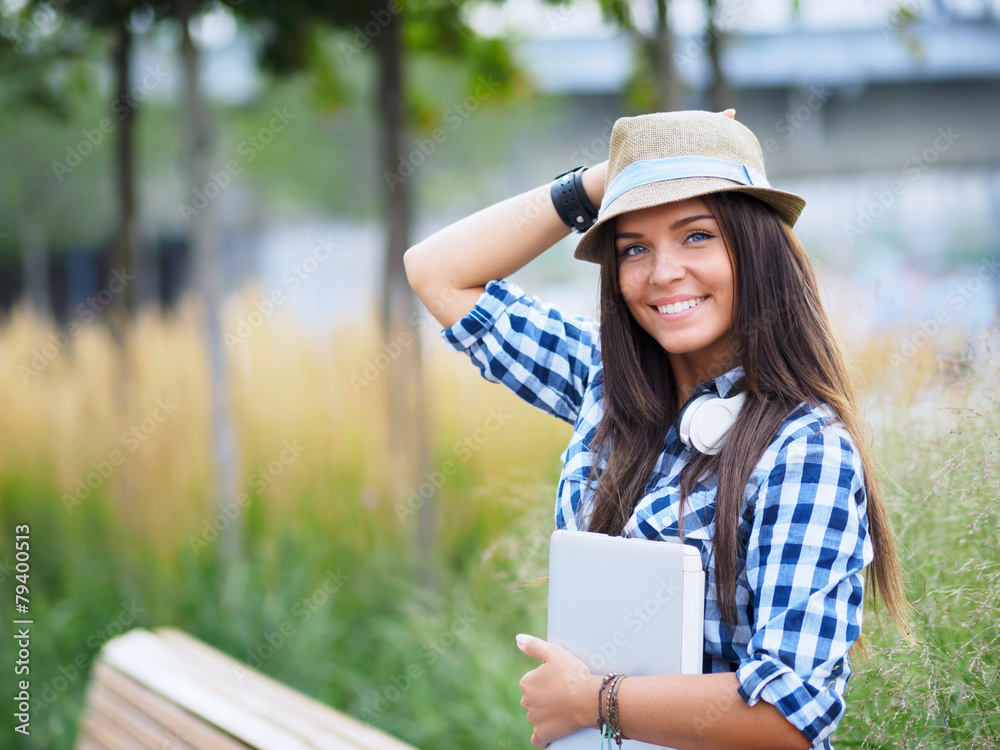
{"left": 0, "top": 295, "right": 567, "bottom": 748}
{"left": 0, "top": 293, "right": 570, "bottom": 560}
{"left": 0, "top": 296, "right": 997, "bottom": 749}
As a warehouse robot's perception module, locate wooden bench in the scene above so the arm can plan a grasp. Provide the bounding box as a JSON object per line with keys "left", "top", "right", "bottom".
{"left": 75, "top": 627, "right": 419, "bottom": 750}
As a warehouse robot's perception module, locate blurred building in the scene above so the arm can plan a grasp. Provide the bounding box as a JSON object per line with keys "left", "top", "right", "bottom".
{"left": 8, "top": 0, "right": 999, "bottom": 355}
{"left": 466, "top": 0, "right": 1000, "bottom": 348}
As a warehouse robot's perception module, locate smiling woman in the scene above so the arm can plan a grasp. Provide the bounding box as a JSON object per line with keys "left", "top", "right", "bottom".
{"left": 403, "top": 110, "right": 909, "bottom": 750}
{"left": 613, "top": 200, "right": 736, "bottom": 397}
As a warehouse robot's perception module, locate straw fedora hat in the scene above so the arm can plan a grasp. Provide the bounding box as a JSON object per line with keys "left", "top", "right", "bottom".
{"left": 573, "top": 110, "right": 806, "bottom": 264}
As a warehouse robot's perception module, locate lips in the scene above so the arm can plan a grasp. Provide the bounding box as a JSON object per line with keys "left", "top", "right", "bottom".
{"left": 653, "top": 296, "right": 706, "bottom": 315}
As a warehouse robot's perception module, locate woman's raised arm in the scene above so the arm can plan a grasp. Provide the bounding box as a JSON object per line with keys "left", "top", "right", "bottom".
{"left": 403, "top": 162, "right": 608, "bottom": 328}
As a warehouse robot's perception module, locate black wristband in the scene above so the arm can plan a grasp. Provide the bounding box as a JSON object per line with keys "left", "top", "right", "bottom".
{"left": 551, "top": 166, "right": 599, "bottom": 233}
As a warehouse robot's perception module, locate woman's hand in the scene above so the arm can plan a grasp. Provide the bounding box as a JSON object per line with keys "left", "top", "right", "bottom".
{"left": 516, "top": 634, "right": 602, "bottom": 748}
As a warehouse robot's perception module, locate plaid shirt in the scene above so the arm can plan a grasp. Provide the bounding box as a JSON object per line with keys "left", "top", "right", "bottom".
{"left": 441, "top": 279, "right": 872, "bottom": 749}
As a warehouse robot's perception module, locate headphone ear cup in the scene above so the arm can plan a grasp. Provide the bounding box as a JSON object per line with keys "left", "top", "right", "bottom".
{"left": 678, "top": 393, "right": 717, "bottom": 452}
{"left": 680, "top": 392, "right": 747, "bottom": 455}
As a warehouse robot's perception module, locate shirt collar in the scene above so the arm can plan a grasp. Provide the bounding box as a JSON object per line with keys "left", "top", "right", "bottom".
{"left": 679, "top": 365, "right": 744, "bottom": 410}
{"left": 710, "top": 365, "right": 744, "bottom": 398}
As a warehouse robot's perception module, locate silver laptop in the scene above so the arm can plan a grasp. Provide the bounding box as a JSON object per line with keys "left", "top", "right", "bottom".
{"left": 546, "top": 530, "right": 705, "bottom": 750}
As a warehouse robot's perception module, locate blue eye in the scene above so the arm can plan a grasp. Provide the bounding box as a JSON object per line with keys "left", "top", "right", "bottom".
{"left": 686, "top": 231, "right": 714, "bottom": 243}
{"left": 619, "top": 244, "right": 646, "bottom": 258}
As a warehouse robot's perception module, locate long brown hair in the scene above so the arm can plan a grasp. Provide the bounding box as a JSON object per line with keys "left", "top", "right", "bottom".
{"left": 586, "top": 191, "right": 908, "bottom": 635}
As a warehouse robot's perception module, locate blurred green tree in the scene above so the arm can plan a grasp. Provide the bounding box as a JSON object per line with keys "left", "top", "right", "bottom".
{"left": 590, "top": 0, "right": 683, "bottom": 112}
{"left": 161, "top": 0, "right": 245, "bottom": 566}
{"left": 230, "top": 0, "right": 526, "bottom": 578}
{"left": 7, "top": 0, "right": 244, "bottom": 563}
{"left": 0, "top": 3, "right": 94, "bottom": 317}
{"left": 24, "top": 0, "right": 159, "bottom": 330}
{"left": 703, "top": 0, "right": 729, "bottom": 112}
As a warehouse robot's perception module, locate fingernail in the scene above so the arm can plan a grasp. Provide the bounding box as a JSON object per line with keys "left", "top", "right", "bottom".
{"left": 516, "top": 633, "right": 531, "bottom": 647}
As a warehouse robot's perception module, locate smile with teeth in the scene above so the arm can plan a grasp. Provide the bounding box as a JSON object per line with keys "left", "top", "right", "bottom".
{"left": 655, "top": 296, "right": 706, "bottom": 315}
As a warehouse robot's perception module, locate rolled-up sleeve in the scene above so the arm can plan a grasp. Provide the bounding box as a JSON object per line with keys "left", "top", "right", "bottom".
{"left": 735, "top": 423, "right": 873, "bottom": 747}
{"left": 440, "top": 279, "right": 597, "bottom": 425}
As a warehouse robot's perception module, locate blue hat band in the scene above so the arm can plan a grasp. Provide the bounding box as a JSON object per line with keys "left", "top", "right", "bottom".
{"left": 599, "top": 155, "right": 771, "bottom": 220}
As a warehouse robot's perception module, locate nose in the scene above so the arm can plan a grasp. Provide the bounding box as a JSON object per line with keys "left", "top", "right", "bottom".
{"left": 648, "top": 246, "right": 685, "bottom": 287}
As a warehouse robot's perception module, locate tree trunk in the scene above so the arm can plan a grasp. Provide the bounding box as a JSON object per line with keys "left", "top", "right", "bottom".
{"left": 373, "top": 10, "right": 435, "bottom": 584}
{"left": 110, "top": 16, "right": 136, "bottom": 336}
{"left": 705, "top": 0, "right": 731, "bottom": 113}
{"left": 133, "top": 229, "right": 159, "bottom": 311}
{"left": 178, "top": 0, "right": 241, "bottom": 566}
{"left": 20, "top": 214, "right": 50, "bottom": 318}
{"left": 653, "top": 0, "right": 681, "bottom": 111}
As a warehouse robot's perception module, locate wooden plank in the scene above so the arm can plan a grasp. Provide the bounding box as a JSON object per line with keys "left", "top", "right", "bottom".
{"left": 76, "top": 684, "right": 104, "bottom": 750}
{"left": 79, "top": 710, "right": 146, "bottom": 750}
{"left": 154, "top": 628, "right": 416, "bottom": 750}
{"left": 99, "top": 630, "right": 316, "bottom": 750}
{"left": 155, "top": 628, "right": 418, "bottom": 750}
{"left": 142, "top": 631, "right": 366, "bottom": 750}
{"left": 88, "top": 681, "right": 195, "bottom": 750}
{"left": 93, "top": 663, "right": 251, "bottom": 750}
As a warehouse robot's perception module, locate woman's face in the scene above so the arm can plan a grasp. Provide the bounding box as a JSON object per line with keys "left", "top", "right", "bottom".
{"left": 614, "top": 197, "right": 736, "bottom": 380}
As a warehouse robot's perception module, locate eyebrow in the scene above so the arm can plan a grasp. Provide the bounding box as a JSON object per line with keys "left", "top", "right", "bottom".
{"left": 614, "top": 214, "right": 716, "bottom": 241}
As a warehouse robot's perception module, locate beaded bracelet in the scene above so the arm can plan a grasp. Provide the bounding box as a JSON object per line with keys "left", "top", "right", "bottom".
{"left": 597, "top": 673, "right": 616, "bottom": 744}
{"left": 597, "top": 672, "right": 628, "bottom": 748}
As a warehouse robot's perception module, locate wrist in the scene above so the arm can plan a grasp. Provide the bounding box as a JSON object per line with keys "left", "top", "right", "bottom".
{"left": 581, "top": 162, "right": 607, "bottom": 210}
{"left": 579, "top": 673, "right": 604, "bottom": 730}
{"left": 551, "top": 166, "right": 599, "bottom": 233}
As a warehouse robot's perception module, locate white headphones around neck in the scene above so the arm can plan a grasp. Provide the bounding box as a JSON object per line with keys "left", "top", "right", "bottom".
{"left": 677, "top": 391, "right": 747, "bottom": 455}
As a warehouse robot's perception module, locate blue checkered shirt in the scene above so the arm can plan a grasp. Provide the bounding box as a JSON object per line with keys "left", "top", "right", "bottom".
{"left": 441, "top": 279, "right": 872, "bottom": 749}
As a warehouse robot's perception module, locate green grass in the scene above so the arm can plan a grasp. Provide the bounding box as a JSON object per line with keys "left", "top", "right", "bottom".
{"left": 0, "top": 305, "right": 997, "bottom": 749}
{"left": 832, "top": 358, "right": 1000, "bottom": 749}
